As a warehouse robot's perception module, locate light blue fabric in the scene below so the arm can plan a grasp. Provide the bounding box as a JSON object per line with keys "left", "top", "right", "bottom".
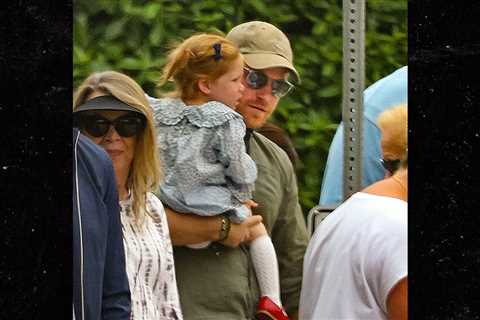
{"left": 149, "top": 97, "right": 257, "bottom": 223}
{"left": 319, "top": 66, "right": 408, "bottom": 206}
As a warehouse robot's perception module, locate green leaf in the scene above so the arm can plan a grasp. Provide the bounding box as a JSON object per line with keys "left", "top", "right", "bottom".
{"left": 104, "top": 18, "right": 127, "bottom": 41}
{"left": 117, "top": 57, "right": 144, "bottom": 70}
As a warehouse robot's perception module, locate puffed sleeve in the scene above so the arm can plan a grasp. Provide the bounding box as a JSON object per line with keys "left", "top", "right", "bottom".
{"left": 365, "top": 213, "right": 408, "bottom": 313}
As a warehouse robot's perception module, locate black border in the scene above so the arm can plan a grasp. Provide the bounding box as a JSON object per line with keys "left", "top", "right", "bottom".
{"left": 409, "top": 0, "right": 480, "bottom": 317}
{"left": 2, "top": 0, "right": 480, "bottom": 318}
{"left": 0, "top": 1, "right": 72, "bottom": 318}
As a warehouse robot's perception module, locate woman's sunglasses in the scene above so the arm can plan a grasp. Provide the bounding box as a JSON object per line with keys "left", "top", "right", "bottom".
{"left": 380, "top": 158, "right": 401, "bottom": 174}
{"left": 75, "top": 113, "right": 146, "bottom": 138}
{"left": 243, "top": 68, "right": 294, "bottom": 98}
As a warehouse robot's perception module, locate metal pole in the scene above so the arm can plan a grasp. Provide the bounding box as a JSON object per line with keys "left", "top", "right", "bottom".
{"left": 342, "top": 0, "right": 365, "bottom": 201}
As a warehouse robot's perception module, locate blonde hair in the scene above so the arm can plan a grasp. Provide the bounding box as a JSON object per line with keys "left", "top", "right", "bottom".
{"left": 73, "top": 71, "right": 162, "bottom": 227}
{"left": 159, "top": 33, "right": 242, "bottom": 101}
{"left": 377, "top": 103, "right": 408, "bottom": 162}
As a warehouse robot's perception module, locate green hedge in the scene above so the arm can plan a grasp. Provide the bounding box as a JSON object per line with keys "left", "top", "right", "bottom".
{"left": 74, "top": 0, "right": 407, "bottom": 215}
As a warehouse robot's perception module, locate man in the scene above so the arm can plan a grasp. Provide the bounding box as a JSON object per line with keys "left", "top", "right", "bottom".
{"left": 319, "top": 66, "right": 407, "bottom": 206}
{"left": 153, "top": 21, "right": 309, "bottom": 320}
{"left": 73, "top": 128, "right": 131, "bottom": 320}
{"left": 301, "top": 158, "right": 408, "bottom": 320}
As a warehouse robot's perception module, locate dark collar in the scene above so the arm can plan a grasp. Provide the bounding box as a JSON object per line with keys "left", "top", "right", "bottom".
{"left": 244, "top": 128, "right": 254, "bottom": 154}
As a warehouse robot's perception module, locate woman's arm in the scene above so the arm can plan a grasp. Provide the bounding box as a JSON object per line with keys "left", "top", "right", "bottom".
{"left": 387, "top": 277, "right": 408, "bottom": 320}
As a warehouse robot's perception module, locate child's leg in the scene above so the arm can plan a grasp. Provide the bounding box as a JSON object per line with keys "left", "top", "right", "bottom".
{"left": 249, "top": 222, "right": 282, "bottom": 306}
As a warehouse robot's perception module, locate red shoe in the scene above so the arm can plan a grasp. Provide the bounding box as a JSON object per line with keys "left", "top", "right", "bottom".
{"left": 256, "top": 296, "right": 289, "bottom": 320}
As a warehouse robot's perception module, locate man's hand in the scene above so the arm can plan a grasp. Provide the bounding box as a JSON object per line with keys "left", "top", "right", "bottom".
{"left": 220, "top": 215, "right": 262, "bottom": 248}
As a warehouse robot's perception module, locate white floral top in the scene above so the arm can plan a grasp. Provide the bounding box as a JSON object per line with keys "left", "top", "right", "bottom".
{"left": 119, "top": 192, "right": 183, "bottom": 320}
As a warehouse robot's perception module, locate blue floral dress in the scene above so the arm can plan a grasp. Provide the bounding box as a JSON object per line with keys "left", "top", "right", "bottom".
{"left": 149, "top": 97, "right": 257, "bottom": 223}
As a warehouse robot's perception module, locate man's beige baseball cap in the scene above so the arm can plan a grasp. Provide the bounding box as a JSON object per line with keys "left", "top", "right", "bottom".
{"left": 226, "top": 21, "right": 300, "bottom": 83}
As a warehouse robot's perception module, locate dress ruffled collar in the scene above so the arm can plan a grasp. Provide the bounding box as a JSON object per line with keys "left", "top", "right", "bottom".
{"left": 148, "top": 96, "right": 242, "bottom": 128}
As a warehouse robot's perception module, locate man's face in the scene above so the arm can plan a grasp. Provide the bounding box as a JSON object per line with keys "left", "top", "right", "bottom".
{"left": 236, "top": 67, "right": 289, "bottom": 129}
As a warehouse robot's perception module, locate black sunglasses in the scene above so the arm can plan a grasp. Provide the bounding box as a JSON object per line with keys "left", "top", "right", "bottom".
{"left": 380, "top": 159, "right": 401, "bottom": 174}
{"left": 75, "top": 113, "right": 146, "bottom": 138}
{"left": 243, "top": 68, "right": 294, "bottom": 98}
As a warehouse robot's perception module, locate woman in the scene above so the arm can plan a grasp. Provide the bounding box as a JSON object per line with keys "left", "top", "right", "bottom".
{"left": 300, "top": 158, "right": 408, "bottom": 320}
{"left": 300, "top": 104, "right": 408, "bottom": 319}
{"left": 377, "top": 103, "right": 408, "bottom": 177}
{"left": 73, "top": 71, "right": 183, "bottom": 320}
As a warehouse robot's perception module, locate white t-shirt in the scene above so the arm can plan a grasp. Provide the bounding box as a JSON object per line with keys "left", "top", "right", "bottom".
{"left": 299, "top": 192, "right": 407, "bottom": 320}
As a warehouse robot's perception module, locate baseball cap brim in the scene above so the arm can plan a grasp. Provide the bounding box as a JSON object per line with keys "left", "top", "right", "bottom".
{"left": 74, "top": 95, "right": 143, "bottom": 114}
{"left": 243, "top": 53, "right": 301, "bottom": 84}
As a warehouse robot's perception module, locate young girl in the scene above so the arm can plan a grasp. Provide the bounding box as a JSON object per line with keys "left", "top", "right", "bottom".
{"left": 149, "top": 34, "right": 289, "bottom": 320}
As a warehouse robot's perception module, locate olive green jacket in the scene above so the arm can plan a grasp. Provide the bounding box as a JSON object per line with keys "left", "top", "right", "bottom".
{"left": 173, "top": 132, "right": 309, "bottom": 319}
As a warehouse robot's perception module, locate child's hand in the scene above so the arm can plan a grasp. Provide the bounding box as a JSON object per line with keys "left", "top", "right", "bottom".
{"left": 243, "top": 199, "right": 258, "bottom": 209}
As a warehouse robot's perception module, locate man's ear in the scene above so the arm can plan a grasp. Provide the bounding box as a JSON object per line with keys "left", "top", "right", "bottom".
{"left": 198, "top": 78, "right": 211, "bottom": 95}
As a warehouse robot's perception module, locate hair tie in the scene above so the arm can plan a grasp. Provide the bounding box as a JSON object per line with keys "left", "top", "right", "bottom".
{"left": 213, "top": 43, "right": 222, "bottom": 61}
